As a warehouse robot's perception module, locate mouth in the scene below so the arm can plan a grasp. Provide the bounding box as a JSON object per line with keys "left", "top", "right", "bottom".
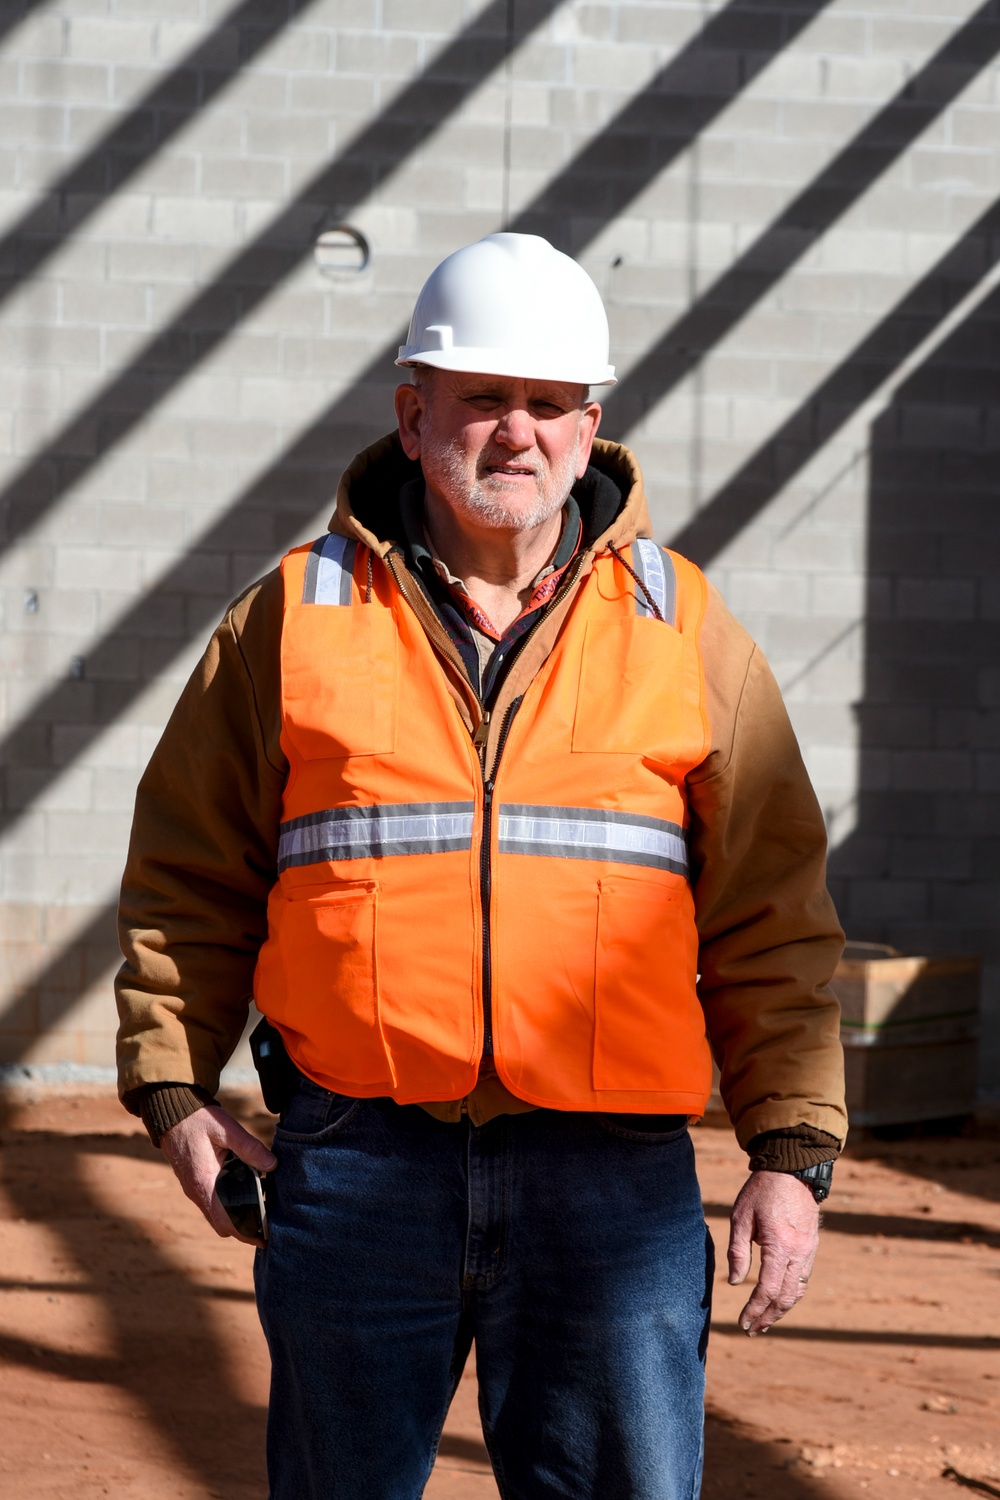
{"left": 483, "top": 464, "right": 538, "bottom": 479}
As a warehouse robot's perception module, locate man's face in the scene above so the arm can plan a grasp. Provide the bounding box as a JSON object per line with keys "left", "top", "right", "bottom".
{"left": 395, "top": 369, "right": 601, "bottom": 533}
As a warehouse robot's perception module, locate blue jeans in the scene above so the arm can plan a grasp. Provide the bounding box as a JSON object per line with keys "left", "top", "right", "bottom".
{"left": 254, "top": 1080, "right": 714, "bottom": 1500}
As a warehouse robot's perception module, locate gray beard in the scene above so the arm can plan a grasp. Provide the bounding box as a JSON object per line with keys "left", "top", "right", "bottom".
{"left": 421, "top": 435, "right": 578, "bottom": 531}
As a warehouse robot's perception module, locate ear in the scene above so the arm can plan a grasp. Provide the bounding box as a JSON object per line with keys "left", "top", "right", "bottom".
{"left": 574, "top": 401, "right": 602, "bottom": 479}
{"left": 394, "top": 382, "right": 425, "bottom": 461}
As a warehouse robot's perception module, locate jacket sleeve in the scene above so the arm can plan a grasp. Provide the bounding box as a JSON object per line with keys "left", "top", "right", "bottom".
{"left": 687, "top": 587, "right": 847, "bottom": 1151}
{"left": 115, "top": 571, "right": 287, "bottom": 1103}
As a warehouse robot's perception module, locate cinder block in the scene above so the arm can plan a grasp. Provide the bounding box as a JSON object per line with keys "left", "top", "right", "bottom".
{"left": 105, "top": 240, "right": 195, "bottom": 283}
{"left": 23, "top": 60, "right": 108, "bottom": 102}
{"left": 150, "top": 195, "right": 238, "bottom": 242}
{"left": 0, "top": 326, "right": 101, "bottom": 369}
{"left": 551, "top": 3, "right": 617, "bottom": 42}
{"left": 66, "top": 189, "right": 152, "bottom": 239}
{"left": 617, "top": 4, "right": 703, "bottom": 47}
{"left": 68, "top": 19, "right": 155, "bottom": 63}
{"left": 335, "top": 33, "right": 421, "bottom": 77}
{"left": 246, "top": 112, "right": 332, "bottom": 159}
{"left": 156, "top": 22, "right": 242, "bottom": 70}
{"left": 870, "top": 16, "right": 956, "bottom": 58}
{"left": 61, "top": 282, "right": 148, "bottom": 327}
{"left": 290, "top": 74, "right": 376, "bottom": 115}
{"left": 572, "top": 43, "right": 656, "bottom": 90}
{"left": 0, "top": 105, "right": 66, "bottom": 146}
{"left": 896, "top": 578, "right": 977, "bottom": 620}
{"left": 244, "top": 26, "right": 331, "bottom": 73}
{"left": 824, "top": 58, "right": 906, "bottom": 101}
{"left": 0, "top": 903, "right": 43, "bottom": 943}
{"left": 119, "top": 0, "right": 201, "bottom": 15}
{"left": 912, "top": 149, "right": 997, "bottom": 193}
{"left": 892, "top": 750, "right": 974, "bottom": 793}
{"left": 846, "top": 879, "right": 930, "bottom": 925}
{"left": 383, "top": 0, "right": 466, "bottom": 32}
{"left": 11, "top": 14, "right": 66, "bottom": 60}
{"left": 952, "top": 106, "right": 1000, "bottom": 150}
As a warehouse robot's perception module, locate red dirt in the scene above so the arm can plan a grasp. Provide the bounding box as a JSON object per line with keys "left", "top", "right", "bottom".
{"left": 0, "top": 1089, "right": 997, "bottom": 1499}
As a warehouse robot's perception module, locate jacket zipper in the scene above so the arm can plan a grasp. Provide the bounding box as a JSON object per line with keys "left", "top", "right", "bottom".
{"left": 471, "top": 554, "right": 590, "bottom": 1060}
{"left": 478, "top": 695, "right": 522, "bottom": 1057}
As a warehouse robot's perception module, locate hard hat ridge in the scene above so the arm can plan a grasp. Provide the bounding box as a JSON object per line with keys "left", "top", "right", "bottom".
{"left": 397, "top": 232, "right": 616, "bottom": 387}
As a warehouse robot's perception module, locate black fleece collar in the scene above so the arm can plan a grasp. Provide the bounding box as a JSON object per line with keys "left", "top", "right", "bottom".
{"left": 347, "top": 455, "right": 629, "bottom": 556}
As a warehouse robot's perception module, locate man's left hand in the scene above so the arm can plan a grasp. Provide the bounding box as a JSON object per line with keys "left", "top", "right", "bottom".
{"left": 727, "top": 1171, "right": 820, "bottom": 1336}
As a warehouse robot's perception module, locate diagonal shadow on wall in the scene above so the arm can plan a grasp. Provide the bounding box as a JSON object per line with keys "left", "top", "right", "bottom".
{"left": 826, "top": 285, "right": 1000, "bottom": 1067}
{"left": 0, "top": 0, "right": 563, "bottom": 555}
{"left": 6, "top": 186, "right": 1000, "bottom": 861}
{"left": 3, "top": 15, "right": 999, "bottom": 1057}
{"left": 0, "top": 0, "right": 56, "bottom": 51}
{"left": 0, "top": 0, "right": 328, "bottom": 300}
{"left": 511, "top": 0, "right": 838, "bottom": 255}
{"left": 663, "top": 194, "right": 1000, "bottom": 567}
{"left": 602, "top": 0, "right": 1000, "bottom": 434}
{"left": 0, "top": 0, "right": 830, "bottom": 558}
{"left": 1, "top": 0, "right": 971, "bottom": 844}
{"left": 6, "top": 210, "right": 1000, "bottom": 1049}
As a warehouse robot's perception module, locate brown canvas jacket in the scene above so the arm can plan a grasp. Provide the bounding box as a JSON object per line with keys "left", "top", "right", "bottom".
{"left": 116, "top": 434, "right": 847, "bottom": 1152}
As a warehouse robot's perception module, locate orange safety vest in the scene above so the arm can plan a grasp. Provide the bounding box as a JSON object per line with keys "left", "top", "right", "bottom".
{"left": 253, "top": 535, "right": 714, "bottom": 1113}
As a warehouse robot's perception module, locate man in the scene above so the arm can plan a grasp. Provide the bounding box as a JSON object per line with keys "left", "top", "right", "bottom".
{"left": 116, "top": 232, "right": 845, "bottom": 1500}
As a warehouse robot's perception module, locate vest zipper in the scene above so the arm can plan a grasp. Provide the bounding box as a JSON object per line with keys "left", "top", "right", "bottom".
{"left": 479, "top": 696, "right": 523, "bottom": 1058}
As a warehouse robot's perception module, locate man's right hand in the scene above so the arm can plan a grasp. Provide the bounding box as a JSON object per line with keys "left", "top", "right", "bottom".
{"left": 160, "top": 1104, "right": 277, "bottom": 1246}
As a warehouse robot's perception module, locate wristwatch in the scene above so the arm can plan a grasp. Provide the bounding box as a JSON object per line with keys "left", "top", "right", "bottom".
{"left": 787, "top": 1159, "right": 834, "bottom": 1203}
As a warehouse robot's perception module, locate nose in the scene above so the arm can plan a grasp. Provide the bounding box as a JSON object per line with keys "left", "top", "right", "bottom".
{"left": 494, "top": 404, "right": 534, "bottom": 451}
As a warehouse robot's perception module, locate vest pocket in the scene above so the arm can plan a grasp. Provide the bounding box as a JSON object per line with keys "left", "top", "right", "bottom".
{"left": 572, "top": 617, "right": 686, "bottom": 758}
{"left": 279, "top": 881, "right": 393, "bottom": 1088}
{"left": 281, "top": 606, "right": 398, "bottom": 760}
{"left": 593, "top": 874, "right": 698, "bottom": 1092}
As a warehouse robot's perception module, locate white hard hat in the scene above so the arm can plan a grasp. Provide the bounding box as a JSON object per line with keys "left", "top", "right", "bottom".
{"left": 396, "top": 233, "right": 616, "bottom": 387}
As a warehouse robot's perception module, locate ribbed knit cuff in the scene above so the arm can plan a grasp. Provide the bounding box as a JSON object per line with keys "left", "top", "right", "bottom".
{"left": 747, "top": 1125, "right": 841, "bottom": 1173}
{"left": 130, "top": 1082, "right": 217, "bottom": 1148}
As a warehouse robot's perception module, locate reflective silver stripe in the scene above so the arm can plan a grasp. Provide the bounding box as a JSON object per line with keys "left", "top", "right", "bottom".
{"left": 632, "top": 539, "right": 676, "bottom": 624}
{"left": 498, "top": 804, "right": 689, "bottom": 877}
{"left": 302, "top": 534, "right": 357, "bottom": 605}
{"left": 278, "top": 801, "right": 474, "bottom": 870}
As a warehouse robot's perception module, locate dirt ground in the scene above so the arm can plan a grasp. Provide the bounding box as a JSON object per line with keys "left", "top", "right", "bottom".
{"left": 0, "top": 1089, "right": 997, "bottom": 1500}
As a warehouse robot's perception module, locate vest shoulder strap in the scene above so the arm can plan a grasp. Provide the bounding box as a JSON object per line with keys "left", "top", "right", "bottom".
{"left": 299, "top": 533, "right": 359, "bottom": 606}
{"left": 630, "top": 538, "right": 676, "bottom": 624}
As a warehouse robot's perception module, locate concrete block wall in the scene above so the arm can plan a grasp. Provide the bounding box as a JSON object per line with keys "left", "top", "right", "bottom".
{"left": 0, "top": 0, "right": 998, "bottom": 1098}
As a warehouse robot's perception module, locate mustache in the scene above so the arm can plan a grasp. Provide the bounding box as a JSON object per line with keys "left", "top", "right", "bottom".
{"left": 476, "top": 449, "right": 541, "bottom": 479}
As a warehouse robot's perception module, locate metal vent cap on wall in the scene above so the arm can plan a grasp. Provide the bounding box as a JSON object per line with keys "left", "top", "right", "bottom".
{"left": 314, "top": 224, "right": 370, "bottom": 278}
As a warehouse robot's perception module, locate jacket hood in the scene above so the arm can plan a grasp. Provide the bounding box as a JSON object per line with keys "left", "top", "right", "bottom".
{"left": 328, "top": 432, "right": 654, "bottom": 558}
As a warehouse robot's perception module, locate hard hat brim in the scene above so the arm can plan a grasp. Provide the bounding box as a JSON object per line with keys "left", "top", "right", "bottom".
{"left": 396, "top": 347, "right": 617, "bottom": 387}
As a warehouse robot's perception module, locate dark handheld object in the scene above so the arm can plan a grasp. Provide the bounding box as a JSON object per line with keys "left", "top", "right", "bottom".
{"left": 215, "top": 1151, "right": 268, "bottom": 1242}
{"left": 250, "top": 1015, "right": 300, "bottom": 1114}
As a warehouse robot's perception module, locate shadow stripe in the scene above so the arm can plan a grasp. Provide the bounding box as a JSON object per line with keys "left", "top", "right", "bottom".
{"left": 663, "top": 196, "right": 1000, "bottom": 565}
{"left": 511, "top": 0, "right": 837, "bottom": 254}
{"left": 0, "top": 0, "right": 561, "bottom": 554}
{"left": 0, "top": 0, "right": 326, "bottom": 302}
{"left": 0, "top": 0, "right": 838, "bottom": 837}
{"left": 603, "top": 0, "right": 1000, "bottom": 435}
{"left": 713, "top": 1324, "right": 1000, "bottom": 1350}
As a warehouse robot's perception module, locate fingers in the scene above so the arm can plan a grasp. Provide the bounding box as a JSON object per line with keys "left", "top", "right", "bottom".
{"left": 216, "top": 1112, "right": 278, "bottom": 1175}
{"left": 728, "top": 1170, "right": 822, "bottom": 1336}
{"left": 738, "top": 1247, "right": 812, "bottom": 1336}
{"left": 161, "top": 1104, "right": 275, "bottom": 1245}
{"left": 727, "top": 1202, "right": 753, "bottom": 1287}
